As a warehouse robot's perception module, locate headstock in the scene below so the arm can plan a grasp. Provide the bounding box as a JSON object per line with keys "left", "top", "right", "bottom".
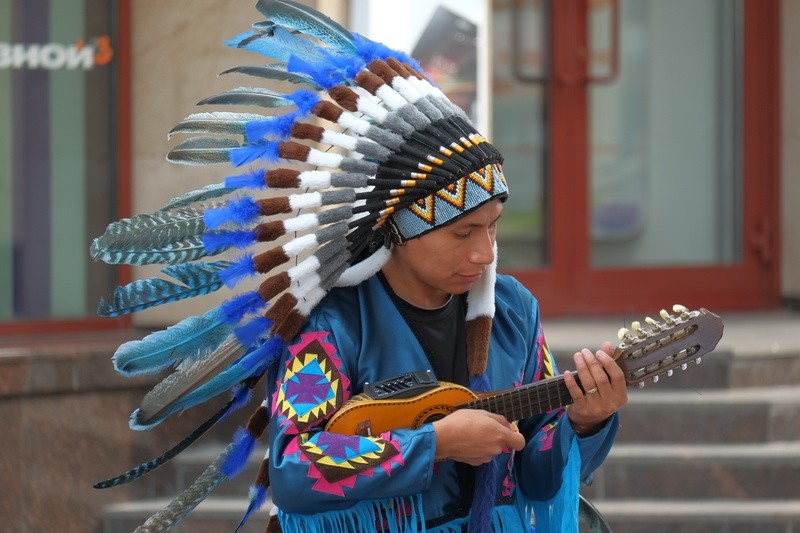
{"left": 612, "top": 305, "right": 724, "bottom": 388}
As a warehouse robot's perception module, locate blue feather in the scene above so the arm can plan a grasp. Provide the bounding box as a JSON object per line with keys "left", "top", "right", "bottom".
{"left": 284, "top": 88, "right": 322, "bottom": 115}
{"left": 91, "top": 236, "right": 211, "bottom": 266}
{"left": 161, "top": 183, "right": 238, "bottom": 210}
{"left": 219, "top": 253, "right": 257, "bottom": 287}
{"left": 222, "top": 427, "right": 256, "bottom": 478}
{"left": 204, "top": 196, "right": 262, "bottom": 229}
{"left": 244, "top": 113, "right": 298, "bottom": 143}
{"left": 256, "top": 0, "right": 357, "bottom": 53}
{"left": 230, "top": 140, "right": 281, "bottom": 167}
{"left": 113, "top": 308, "right": 235, "bottom": 376}
{"left": 219, "top": 291, "right": 268, "bottom": 324}
{"left": 352, "top": 33, "right": 423, "bottom": 72}
{"left": 235, "top": 485, "right": 269, "bottom": 532}
{"left": 225, "top": 169, "right": 267, "bottom": 190}
{"left": 97, "top": 261, "right": 231, "bottom": 317}
{"left": 202, "top": 229, "right": 257, "bottom": 253}
{"left": 234, "top": 316, "right": 273, "bottom": 348}
{"left": 287, "top": 54, "right": 345, "bottom": 89}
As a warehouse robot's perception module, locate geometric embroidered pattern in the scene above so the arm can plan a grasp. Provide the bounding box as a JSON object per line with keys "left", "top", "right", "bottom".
{"left": 297, "top": 431, "right": 404, "bottom": 496}
{"left": 274, "top": 331, "right": 351, "bottom": 435}
{"left": 394, "top": 163, "right": 508, "bottom": 240}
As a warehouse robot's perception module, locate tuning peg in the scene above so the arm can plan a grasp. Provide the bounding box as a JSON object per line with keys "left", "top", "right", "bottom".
{"left": 660, "top": 309, "right": 675, "bottom": 325}
{"left": 681, "top": 363, "right": 688, "bottom": 371}
{"left": 696, "top": 357, "right": 702, "bottom": 364}
{"left": 617, "top": 327, "right": 629, "bottom": 340}
{"left": 667, "top": 369, "right": 674, "bottom": 377}
{"left": 637, "top": 382, "right": 645, "bottom": 388}
{"left": 644, "top": 316, "right": 662, "bottom": 332}
{"left": 673, "top": 304, "right": 690, "bottom": 320}
{"left": 630, "top": 321, "right": 648, "bottom": 339}
{"left": 652, "top": 375, "right": 659, "bottom": 383}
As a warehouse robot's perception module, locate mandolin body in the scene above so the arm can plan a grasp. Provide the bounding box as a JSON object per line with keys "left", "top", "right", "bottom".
{"left": 325, "top": 383, "right": 478, "bottom": 436}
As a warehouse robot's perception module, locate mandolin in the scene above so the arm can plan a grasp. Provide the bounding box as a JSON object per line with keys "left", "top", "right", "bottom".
{"left": 325, "top": 305, "right": 724, "bottom": 437}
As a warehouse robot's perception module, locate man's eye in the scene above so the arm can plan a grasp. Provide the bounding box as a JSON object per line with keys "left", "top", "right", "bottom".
{"left": 454, "top": 232, "right": 470, "bottom": 239}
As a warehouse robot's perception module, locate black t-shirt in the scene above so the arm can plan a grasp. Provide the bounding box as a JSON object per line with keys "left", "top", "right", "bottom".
{"left": 377, "top": 272, "right": 468, "bottom": 386}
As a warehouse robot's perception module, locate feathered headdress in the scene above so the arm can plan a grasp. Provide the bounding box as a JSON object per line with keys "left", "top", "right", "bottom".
{"left": 91, "top": 1, "right": 509, "bottom": 531}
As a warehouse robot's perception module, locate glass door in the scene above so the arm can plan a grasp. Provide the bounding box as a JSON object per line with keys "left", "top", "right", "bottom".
{"left": 493, "top": 0, "right": 780, "bottom": 315}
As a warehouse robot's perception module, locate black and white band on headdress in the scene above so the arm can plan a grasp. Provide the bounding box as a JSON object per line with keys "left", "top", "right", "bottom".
{"left": 90, "top": 1, "right": 509, "bottom": 531}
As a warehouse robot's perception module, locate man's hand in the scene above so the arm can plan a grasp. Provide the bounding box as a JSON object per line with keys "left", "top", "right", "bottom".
{"left": 432, "top": 409, "right": 526, "bottom": 465}
{"left": 563, "top": 341, "right": 628, "bottom": 436}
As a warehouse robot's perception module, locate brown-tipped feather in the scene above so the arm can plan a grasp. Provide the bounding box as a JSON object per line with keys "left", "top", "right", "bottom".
{"left": 312, "top": 100, "right": 344, "bottom": 122}
{"left": 355, "top": 70, "right": 385, "bottom": 95}
{"left": 264, "top": 293, "right": 297, "bottom": 327}
{"left": 265, "top": 169, "right": 301, "bottom": 188}
{"left": 258, "top": 271, "right": 291, "bottom": 302}
{"left": 368, "top": 59, "right": 400, "bottom": 86}
{"left": 291, "top": 122, "right": 324, "bottom": 142}
{"left": 466, "top": 315, "right": 493, "bottom": 377}
{"left": 254, "top": 221, "right": 286, "bottom": 243}
{"left": 273, "top": 308, "right": 307, "bottom": 343}
{"left": 253, "top": 248, "right": 289, "bottom": 274}
{"left": 245, "top": 404, "right": 269, "bottom": 437}
{"left": 278, "top": 141, "right": 311, "bottom": 162}
{"left": 328, "top": 86, "right": 359, "bottom": 112}
{"left": 257, "top": 197, "right": 292, "bottom": 215}
{"left": 386, "top": 57, "right": 413, "bottom": 77}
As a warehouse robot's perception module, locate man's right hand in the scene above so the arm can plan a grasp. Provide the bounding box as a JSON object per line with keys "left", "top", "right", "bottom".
{"left": 432, "top": 409, "right": 525, "bottom": 465}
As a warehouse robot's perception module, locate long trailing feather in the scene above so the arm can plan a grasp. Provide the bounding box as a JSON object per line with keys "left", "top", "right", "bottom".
{"left": 133, "top": 335, "right": 248, "bottom": 428}
{"left": 133, "top": 444, "right": 232, "bottom": 533}
{"left": 220, "top": 64, "right": 323, "bottom": 90}
{"left": 92, "top": 207, "right": 209, "bottom": 254}
{"left": 97, "top": 261, "right": 232, "bottom": 317}
{"left": 167, "top": 137, "right": 241, "bottom": 166}
{"left": 256, "top": 0, "right": 356, "bottom": 53}
{"left": 90, "top": 236, "right": 212, "bottom": 266}
{"left": 160, "top": 182, "right": 238, "bottom": 211}
{"left": 113, "top": 308, "right": 235, "bottom": 377}
{"left": 93, "top": 388, "right": 248, "bottom": 489}
{"left": 197, "top": 87, "right": 298, "bottom": 109}
{"left": 168, "top": 112, "right": 267, "bottom": 138}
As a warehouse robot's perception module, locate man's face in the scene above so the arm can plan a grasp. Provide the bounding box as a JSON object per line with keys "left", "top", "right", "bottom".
{"left": 391, "top": 199, "right": 503, "bottom": 305}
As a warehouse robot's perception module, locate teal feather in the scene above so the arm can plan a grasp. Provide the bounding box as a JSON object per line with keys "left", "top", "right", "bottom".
{"left": 113, "top": 308, "right": 235, "bottom": 377}
{"left": 92, "top": 207, "right": 209, "bottom": 254}
{"left": 168, "top": 112, "right": 266, "bottom": 138}
{"left": 97, "top": 261, "right": 232, "bottom": 317}
{"left": 167, "top": 137, "right": 241, "bottom": 166}
{"left": 220, "top": 64, "right": 323, "bottom": 90}
{"left": 133, "top": 335, "right": 248, "bottom": 428}
{"left": 90, "top": 236, "right": 212, "bottom": 266}
{"left": 256, "top": 0, "right": 356, "bottom": 53}
{"left": 197, "top": 87, "right": 297, "bottom": 109}
{"left": 161, "top": 183, "right": 237, "bottom": 210}
{"left": 228, "top": 24, "right": 327, "bottom": 64}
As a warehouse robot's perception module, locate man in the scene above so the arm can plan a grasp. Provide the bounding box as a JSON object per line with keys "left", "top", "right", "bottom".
{"left": 90, "top": 1, "right": 627, "bottom": 531}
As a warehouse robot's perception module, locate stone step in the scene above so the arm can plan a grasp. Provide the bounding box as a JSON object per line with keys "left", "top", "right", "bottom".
{"left": 102, "top": 498, "right": 270, "bottom": 533}
{"left": 617, "top": 385, "right": 800, "bottom": 443}
{"left": 591, "top": 499, "right": 800, "bottom": 533}
{"left": 583, "top": 442, "right": 800, "bottom": 501}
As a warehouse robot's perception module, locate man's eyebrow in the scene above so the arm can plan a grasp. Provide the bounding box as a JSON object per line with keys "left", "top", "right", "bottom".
{"left": 458, "top": 212, "right": 504, "bottom": 229}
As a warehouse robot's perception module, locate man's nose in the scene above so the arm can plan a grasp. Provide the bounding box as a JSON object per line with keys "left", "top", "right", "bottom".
{"left": 468, "top": 231, "right": 495, "bottom": 265}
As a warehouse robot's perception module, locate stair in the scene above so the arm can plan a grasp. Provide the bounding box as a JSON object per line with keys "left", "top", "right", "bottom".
{"left": 102, "top": 338, "right": 800, "bottom": 532}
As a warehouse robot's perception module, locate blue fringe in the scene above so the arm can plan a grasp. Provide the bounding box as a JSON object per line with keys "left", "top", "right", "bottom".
{"left": 466, "top": 372, "right": 495, "bottom": 533}
{"left": 529, "top": 438, "right": 581, "bottom": 533}
{"left": 225, "top": 169, "right": 267, "bottom": 190}
{"left": 352, "top": 33, "right": 423, "bottom": 73}
{"left": 279, "top": 494, "right": 424, "bottom": 533}
{"left": 219, "top": 253, "right": 257, "bottom": 288}
{"left": 204, "top": 196, "right": 262, "bottom": 229}
{"left": 222, "top": 426, "right": 256, "bottom": 478}
{"left": 202, "top": 229, "right": 257, "bottom": 253}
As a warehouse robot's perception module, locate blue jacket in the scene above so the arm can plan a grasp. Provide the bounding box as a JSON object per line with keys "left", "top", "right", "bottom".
{"left": 268, "top": 273, "right": 619, "bottom": 532}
